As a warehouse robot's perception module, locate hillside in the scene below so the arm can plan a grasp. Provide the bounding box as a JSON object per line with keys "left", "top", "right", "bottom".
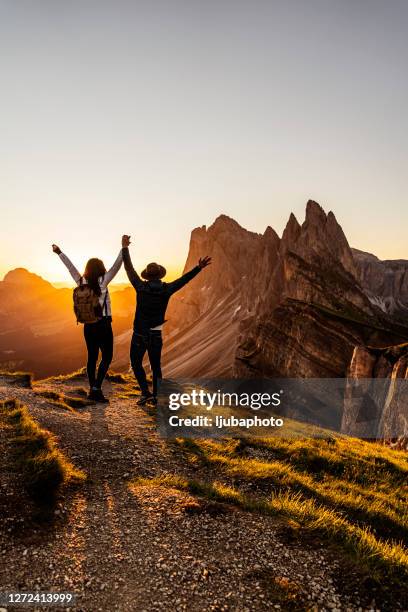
{"left": 0, "top": 269, "right": 135, "bottom": 377}
{"left": 1, "top": 372, "right": 407, "bottom": 611}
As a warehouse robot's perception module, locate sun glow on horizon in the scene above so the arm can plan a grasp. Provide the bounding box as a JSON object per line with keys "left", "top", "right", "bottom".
{"left": 0, "top": 258, "right": 182, "bottom": 286}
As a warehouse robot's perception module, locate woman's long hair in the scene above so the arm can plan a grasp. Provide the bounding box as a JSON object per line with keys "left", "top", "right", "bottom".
{"left": 83, "top": 258, "right": 106, "bottom": 296}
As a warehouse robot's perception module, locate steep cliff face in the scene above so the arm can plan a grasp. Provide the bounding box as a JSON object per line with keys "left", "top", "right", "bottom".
{"left": 165, "top": 215, "right": 261, "bottom": 335}
{"left": 164, "top": 201, "right": 408, "bottom": 378}
{"left": 341, "top": 344, "right": 408, "bottom": 448}
{"left": 352, "top": 248, "right": 408, "bottom": 317}
{"left": 234, "top": 201, "right": 403, "bottom": 378}
{"left": 161, "top": 215, "right": 262, "bottom": 376}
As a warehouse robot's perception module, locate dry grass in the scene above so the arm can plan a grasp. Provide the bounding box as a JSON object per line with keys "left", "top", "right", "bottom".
{"left": 106, "top": 371, "right": 132, "bottom": 383}
{"left": 34, "top": 389, "right": 93, "bottom": 411}
{"left": 42, "top": 367, "right": 87, "bottom": 383}
{"left": 132, "top": 434, "right": 408, "bottom": 589}
{"left": 0, "top": 399, "right": 85, "bottom": 506}
{"left": 0, "top": 370, "right": 33, "bottom": 388}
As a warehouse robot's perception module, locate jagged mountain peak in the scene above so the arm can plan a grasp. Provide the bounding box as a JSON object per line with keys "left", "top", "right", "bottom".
{"left": 305, "top": 199, "right": 327, "bottom": 224}
{"left": 209, "top": 214, "right": 260, "bottom": 238}
{"left": 302, "top": 202, "right": 347, "bottom": 245}
{"left": 279, "top": 201, "right": 357, "bottom": 278}
{"left": 212, "top": 213, "right": 239, "bottom": 226}
{"left": 281, "top": 212, "right": 301, "bottom": 246}
{"left": 287, "top": 211, "right": 300, "bottom": 227}
{"left": 263, "top": 225, "right": 280, "bottom": 242}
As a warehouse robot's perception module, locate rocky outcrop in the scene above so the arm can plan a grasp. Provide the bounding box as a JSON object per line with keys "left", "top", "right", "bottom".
{"left": 165, "top": 214, "right": 261, "bottom": 335}
{"left": 164, "top": 201, "right": 408, "bottom": 378}
{"left": 352, "top": 248, "right": 408, "bottom": 317}
{"left": 342, "top": 344, "right": 408, "bottom": 448}
{"left": 234, "top": 201, "right": 405, "bottom": 378}
{"left": 161, "top": 215, "right": 262, "bottom": 376}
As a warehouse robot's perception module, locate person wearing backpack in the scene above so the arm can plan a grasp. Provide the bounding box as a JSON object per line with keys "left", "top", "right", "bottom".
{"left": 52, "top": 241, "right": 124, "bottom": 402}
{"left": 121, "top": 234, "right": 211, "bottom": 405}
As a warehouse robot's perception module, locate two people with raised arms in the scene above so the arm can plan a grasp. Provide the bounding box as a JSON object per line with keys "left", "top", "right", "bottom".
{"left": 52, "top": 236, "right": 211, "bottom": 403}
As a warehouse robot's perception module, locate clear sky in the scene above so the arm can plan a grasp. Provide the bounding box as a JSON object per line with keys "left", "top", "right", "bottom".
{"left": 1, "top": 0, "right": 407, "bottom": 282}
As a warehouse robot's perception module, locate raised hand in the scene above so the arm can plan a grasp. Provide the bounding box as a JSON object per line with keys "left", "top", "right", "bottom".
{"left": 52, "top": 244, "right": 62, "bottom": 254}
{"left": 198, "top": 256, "right": 212, "bottom": 269}
{"left": 122, "top": 235, "right": 131, "bottom": 248}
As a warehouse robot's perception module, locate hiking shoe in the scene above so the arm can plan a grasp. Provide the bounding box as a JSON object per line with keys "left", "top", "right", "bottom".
{"left": 137, "top": 394, "right": 153, "bottom": 406}
{"left": 89, "top": 389, "right": 109, "bottom": 403}
{"left": 150, "top": 395, "right": 158, "bottom": 406}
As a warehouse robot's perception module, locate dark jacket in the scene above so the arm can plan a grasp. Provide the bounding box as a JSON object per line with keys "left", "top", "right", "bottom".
{"left": 122, "top": 247, "right": 201, "bottom": 333}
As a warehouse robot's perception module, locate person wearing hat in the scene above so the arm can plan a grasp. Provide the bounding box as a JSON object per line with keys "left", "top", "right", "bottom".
{"left": 121, "top": 234, "right": 211, "bottom": 405}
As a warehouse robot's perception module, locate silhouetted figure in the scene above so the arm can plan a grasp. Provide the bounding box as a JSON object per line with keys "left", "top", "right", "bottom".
{"left": 52, "top": 243, "right": 123, "bottom": 402}
{"left": 121, "top": 235, "right": 211, "bottom": 404}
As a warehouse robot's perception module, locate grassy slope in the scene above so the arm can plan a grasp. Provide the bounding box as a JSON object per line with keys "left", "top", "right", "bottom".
{"left": 132, "top": 435, "right": 408, "bottom": 592}
{"left": 0, "top": 399, "right": 85, "bottom": 506}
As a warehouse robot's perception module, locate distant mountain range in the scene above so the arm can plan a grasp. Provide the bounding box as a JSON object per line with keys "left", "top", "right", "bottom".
{"left": 1, "top": 199, "right": 408, "bottom": 379}
{"left": 0, "top": 268, "right": 135, "bottom": 377}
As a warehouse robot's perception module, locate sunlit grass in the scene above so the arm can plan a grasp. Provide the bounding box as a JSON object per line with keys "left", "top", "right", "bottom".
{"left": 40, "top": 367, "right": 88, "bottom": 383}
{"left": 132, "top": 433, "right": 408, "bottom": 589}
{"left": 106, "top": 371, "right": 133, "bottom": 384}
{"left": 174, "top": 441, "right": 408, "bottom": 542}
{"left": 0, "top": 399, "right": 85, "bottom": 506}
{"left": 132, "top": 473, "right": 408, "bottom": 585}
{"left": 251, "top": 436, "right": 408, "bottom": 481}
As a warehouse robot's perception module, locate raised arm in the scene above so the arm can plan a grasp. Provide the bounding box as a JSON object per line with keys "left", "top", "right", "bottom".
{"left": 52, "top": 244, "right": 81, "bottom": 285}
{"left": 102, "top": 249, "right": 123, "bottom": 287}
{"left": 167, "top": 256, "right": 212, "bottom": 294}
{"left": 121, "top": 235, "right": 144, "bottom": 290}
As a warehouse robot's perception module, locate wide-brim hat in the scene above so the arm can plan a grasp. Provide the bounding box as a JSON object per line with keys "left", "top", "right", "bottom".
{"left": 141, "top": 262, "right": 167, "bottom": 280}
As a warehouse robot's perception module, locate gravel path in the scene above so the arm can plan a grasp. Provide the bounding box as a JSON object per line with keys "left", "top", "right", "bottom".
{"left": 0, "top": 378, "right": 392, "bottom": 611}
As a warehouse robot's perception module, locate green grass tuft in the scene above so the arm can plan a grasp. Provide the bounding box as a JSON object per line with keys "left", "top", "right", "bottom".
{"left": 34, "top": 389, "right": 61, "bottom": 402}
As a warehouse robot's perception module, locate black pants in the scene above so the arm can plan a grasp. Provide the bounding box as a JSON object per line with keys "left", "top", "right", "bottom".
{"left": 130, "top": 330, "right": 162, "bottom": 396}
{"left": 83, "top": 317, "right": 113, "bottom": 388}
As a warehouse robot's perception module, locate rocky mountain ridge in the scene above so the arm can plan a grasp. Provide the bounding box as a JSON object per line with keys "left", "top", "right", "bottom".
{"left": 163, "top": 201, "right": 408, "bottom": 378}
